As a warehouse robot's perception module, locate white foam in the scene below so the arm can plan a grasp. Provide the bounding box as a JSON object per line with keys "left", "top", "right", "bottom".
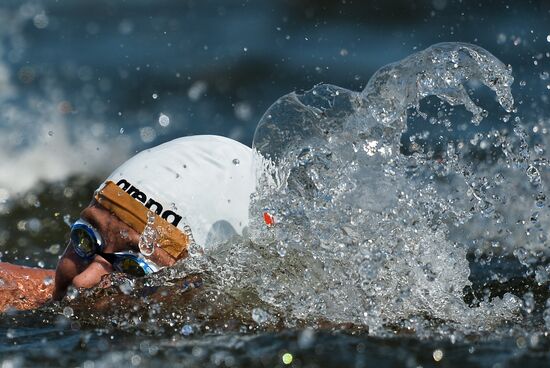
{"left": 0, "top": 10, "right": 131, "bottom": 198}
{"left": 0, "top": 118, "right": 131, "bottom": 196}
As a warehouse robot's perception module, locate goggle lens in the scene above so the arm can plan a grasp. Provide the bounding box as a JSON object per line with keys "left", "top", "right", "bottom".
{"left": 70, "top": 218, "right": 158, "bottom": 277}
{"left": 71, "top": 228, "right": 98, "bottom": 258}
{"left": 115, "top": 257, "right": 147, "bottom": 277}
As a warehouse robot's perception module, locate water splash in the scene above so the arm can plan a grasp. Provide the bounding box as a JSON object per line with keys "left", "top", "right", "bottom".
{"left": 50, "top": 42, "right": 548, "bottom": 339}
{"left": 138, "top": 212, "right": 158, "bottom": 256}
{"left": 364, "top": 42, "right": 514, "bottom": 128}
{"left": 191, "top": 43, "right": 543, "bottom": 335}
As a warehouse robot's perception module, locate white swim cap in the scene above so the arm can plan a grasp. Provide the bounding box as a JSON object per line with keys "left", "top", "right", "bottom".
{"left": 97, "top": 135, "right": 257, "bottom": 253}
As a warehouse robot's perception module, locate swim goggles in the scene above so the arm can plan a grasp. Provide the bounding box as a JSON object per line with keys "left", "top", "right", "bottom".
{"left": 70, "top": 218, "right": 159, "bottom": 277}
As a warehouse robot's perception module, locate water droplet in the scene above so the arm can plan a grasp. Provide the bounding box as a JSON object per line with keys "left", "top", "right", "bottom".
{"left": 547, "top": 35, "right": 550, "bottom": 43}
{"left": 298, "top": 328, "right": 316, "bottom": 349}
{"left": 188, "top": 81, "right": 207, "bottom": 101}
{"left": 516, "top": 336, "right": 527, "bottom": 348}
{"left": 252, "top": 308, "right": 270, "bottom": 324}
{"left": 46, "top": 243, "right": 60, "bottom": 254}
{"left": 158, "top": 113, "right": 170, "bottom": 127}
{"left": 535, "top": 192, "right": 546, "bottom": 208}
{"left": 119, "top": 230, "right": 129, "bottom": 240}
{"left": 119, "top": 128, "right": 125, "bottom": 134}
{"left": 27, "top": 218, "right": 41, "bottom": 232}
{"left": 43, "top": 276, "right": 53, "bottom": 286}
{"left": 535, "top": 266, "right": 549, "bottom": 284}
{"left": 119, "top": 279, "right": 134, "bottom": 295}
{"left": 139, "top": 212, "right": 157, "bottom": 256}
{"left": 0, "top": 188, "right": 9, "bottom": 204}
{"left": 48, "top": 130, "right": 54, "bottom": 136}
{"left": 523, "top": 292, "right": 535, "bottom": 314}
{"left": 33, "top": 13, "right": 49, "bottom": 29}
{"left": 234, "top": 102, "right": 252, "bottom": 121}
{"left": 118, "top": 19, "right": 134, "bottom": 35}
{"left": 276, "top": 241, "right": 287, "bottom": 257}
{"left": 433, "top": 349, "right": 444, "bottom": 361}
{"left": 140, "top": 127, "right": 156, "bottom": 143}
{"left": 63, "top": 306, "right": 74, "bottom": 318}
{"left": 17, "top": 220, "right": 27, "bottom": 231}
{"left": 232, "top": 158, "right": 240, "bottom": 166}
{"left": 66, "top": 286, "right": 79, "bottom": 300}
{"left": 282, "top": 353, "right": 293, "bottom": 365}
{"left": 131, "top": 355, "right": 141, "bottom": 366}
{"left": 530, "top": 211, "right": 539, "bottom": 224}
{"left": 180, "top": 324, "right": 193, "bottom": 336}
{"left": 526, "top": 165, "right": 541, "bottom": 186}
{"left": 152, "top": 93, "right": 158, "bottom": 99}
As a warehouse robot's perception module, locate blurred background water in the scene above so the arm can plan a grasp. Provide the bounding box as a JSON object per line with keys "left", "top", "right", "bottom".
{"left": 1, "top": 0, "right": 550, "bottom": 367}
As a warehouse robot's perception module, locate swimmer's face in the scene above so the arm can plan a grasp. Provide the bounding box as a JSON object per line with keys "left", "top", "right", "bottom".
{"left": 52, "top": 201, "right": 174, "bottom": 300}
{"left": 80, "top": 201, "right": 141, "bottom": 254}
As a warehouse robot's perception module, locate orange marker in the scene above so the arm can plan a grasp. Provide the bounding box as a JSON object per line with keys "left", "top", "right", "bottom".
{"left": 263, "top": 212, "right": 275, "bottom": 226}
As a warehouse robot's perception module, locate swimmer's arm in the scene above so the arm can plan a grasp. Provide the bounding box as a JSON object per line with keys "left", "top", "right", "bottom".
{"left": 0, "top": 262, "right": 55, "bottom": 312}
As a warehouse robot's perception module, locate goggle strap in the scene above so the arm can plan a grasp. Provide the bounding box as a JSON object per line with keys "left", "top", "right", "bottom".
{"left": 95, "top": 181, "right": 189, "bottom": 260}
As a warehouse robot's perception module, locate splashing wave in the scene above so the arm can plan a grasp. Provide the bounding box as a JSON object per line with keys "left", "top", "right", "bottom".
{"left": 163, "top": 43, "right": 546, "bottom": 336}
{"left": 51, "top": 43, "right": 549, "bottom": 339}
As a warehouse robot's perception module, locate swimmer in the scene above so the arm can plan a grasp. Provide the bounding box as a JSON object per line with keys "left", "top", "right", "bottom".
{"left": 0, "top": 135, "right": 257, "bottom": 311}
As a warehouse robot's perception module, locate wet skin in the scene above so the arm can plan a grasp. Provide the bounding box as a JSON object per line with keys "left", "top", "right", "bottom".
{"left": 0, "top": 201, "right": 177, "bottom": 311}
{"left": 53, "top": 200, "right": 176, "bottom": 300}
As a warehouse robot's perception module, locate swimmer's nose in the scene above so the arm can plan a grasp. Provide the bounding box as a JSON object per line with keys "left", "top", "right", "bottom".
{"left": 71, "top": 257, "right": 113, "bottom": 289}
{"left": 53, "top": 242, "right": 88, "bottom": 300}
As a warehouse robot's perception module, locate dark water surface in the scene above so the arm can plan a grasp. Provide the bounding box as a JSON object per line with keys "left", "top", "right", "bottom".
{"left": 2, "top": 326, "right": 549, "bottom": 367}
